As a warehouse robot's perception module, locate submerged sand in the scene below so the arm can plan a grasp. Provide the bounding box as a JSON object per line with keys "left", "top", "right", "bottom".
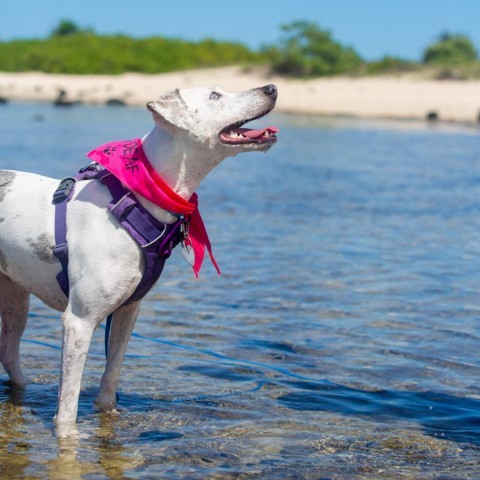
{"left": 1, "top": 66, "right": 479, "bottom": 124}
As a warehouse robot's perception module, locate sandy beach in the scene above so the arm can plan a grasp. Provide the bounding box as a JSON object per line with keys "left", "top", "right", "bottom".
{"left": 1, "top": 66, "right": 479, "bottom": 124}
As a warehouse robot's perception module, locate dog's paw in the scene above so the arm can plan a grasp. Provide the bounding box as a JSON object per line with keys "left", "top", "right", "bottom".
{"left": 55, "top": 423, "right": 90, "bottom": 440}
{"left": 94, "top": 397, "right": 125, "bottom": 417}
{"left": 104, "top": 408, "right": 121, "bottom": 417}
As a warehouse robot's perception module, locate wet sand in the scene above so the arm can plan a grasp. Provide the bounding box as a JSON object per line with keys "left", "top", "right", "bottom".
{"left": 1, "top": 66, "right": 480, "bottom": 123}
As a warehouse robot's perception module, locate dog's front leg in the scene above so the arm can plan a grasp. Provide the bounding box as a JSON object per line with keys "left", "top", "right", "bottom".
{"left": 54, "top": 306, "right": 99, "bottom": 426}
{"left": 95, "top": 301, "right": 141, "bottom": 413}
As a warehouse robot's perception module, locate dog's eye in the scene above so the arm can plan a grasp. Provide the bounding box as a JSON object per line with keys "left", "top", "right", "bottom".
{"left": 209, "top": 91, "right": 222, "bottom": 100}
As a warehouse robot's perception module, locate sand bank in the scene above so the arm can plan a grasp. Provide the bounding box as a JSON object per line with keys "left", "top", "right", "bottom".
{"left": 1, "top": 66, "right": 479, "bottom": 124}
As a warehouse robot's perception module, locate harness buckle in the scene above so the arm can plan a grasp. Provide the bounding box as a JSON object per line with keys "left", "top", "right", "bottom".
{"left": 78, "top": 162, "right": 102, "bottom": 174}
{"left": 52, "top": 177, "right": 76, "bottom": 204}
{"left": 180, "top": 221, "right": 189, "bottom": 240}
{"left": 53, "top": 242, "right": 69, "bottom": 261}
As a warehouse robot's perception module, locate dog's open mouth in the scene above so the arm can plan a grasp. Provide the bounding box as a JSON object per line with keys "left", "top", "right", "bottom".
{"left": 219, "top": 124, "right": 279, "bottom": 145}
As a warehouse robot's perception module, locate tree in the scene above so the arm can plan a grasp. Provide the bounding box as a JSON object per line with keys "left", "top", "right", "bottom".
{"left": 264, "top": 21, "right": 362, "bottom": 77}
{"left": 423, "top": 32, "right": 477, "bottom": 65}
{"left": 50, "top": 19, "right": 82, "bottom": 37}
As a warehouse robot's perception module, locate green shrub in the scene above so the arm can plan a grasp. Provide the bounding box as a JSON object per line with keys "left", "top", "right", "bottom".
{"left": 365, "top": 55, "right": 418, "bottom": 75}
{"left": 423, "top": 32, "right": 477, "bottom": 65}
{"left": 263, "top": 21, "right": 362, "bottom": 77}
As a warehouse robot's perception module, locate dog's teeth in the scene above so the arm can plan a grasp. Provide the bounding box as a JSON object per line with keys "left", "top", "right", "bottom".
{"left": 223, "top": 130, "right": 251, "bottom": 142}
{"left": 231, "top": 131, "right": 245, "bottom": 140}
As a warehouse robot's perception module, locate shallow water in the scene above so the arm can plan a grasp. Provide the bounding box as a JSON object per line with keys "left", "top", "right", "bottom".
{"left": 0, "top": 101, "right": 479, "bottom": 478}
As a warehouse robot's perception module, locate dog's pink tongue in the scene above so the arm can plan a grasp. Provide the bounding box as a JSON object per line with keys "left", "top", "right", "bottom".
{"left": 236, "top": 126, "right": 279, "bottom": 138}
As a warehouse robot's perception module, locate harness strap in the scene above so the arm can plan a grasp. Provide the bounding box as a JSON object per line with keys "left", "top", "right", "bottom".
{"left": 52, "top": 178, "right": 77, "bottom": 297}
{"left": 104, "top": 311, "right": 119, "bottom": 401}
{"left": 99, "top": 172, "right": 171, "bottom": 249}
{"left": 52, "top": 167, "right": 186, "bottom": 305}
{"left": 98, "top": 172, "right": 185, "bottom": 304}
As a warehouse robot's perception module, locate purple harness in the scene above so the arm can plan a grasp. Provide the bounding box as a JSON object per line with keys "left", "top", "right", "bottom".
{"left": 52, "top": 164, "right": 187, "bottom": 305}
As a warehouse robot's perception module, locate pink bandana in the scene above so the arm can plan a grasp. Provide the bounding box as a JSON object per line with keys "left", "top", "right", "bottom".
{"left": 87, "top": 138, "right": 220, "bottom": 277}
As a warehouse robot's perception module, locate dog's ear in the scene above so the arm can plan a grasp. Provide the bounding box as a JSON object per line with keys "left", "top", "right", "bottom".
{"left": 147, "top": 89, "right": 193, "bottom": 131}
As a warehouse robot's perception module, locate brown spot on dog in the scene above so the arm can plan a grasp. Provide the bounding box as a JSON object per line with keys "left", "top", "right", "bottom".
{"left": 28, "top": 233, "right": 56, "bottom": 264}
{"left": 0, "top": 171, "right": 16, "bottom": 203}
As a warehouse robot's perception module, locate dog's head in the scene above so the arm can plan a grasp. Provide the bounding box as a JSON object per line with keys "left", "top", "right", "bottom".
{"left": 147, "top": 85, "right": 278, "bottom": 155}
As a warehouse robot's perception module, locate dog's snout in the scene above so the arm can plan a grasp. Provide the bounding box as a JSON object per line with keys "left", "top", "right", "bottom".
{"left": 263, "top": 84, "right": 277, "bottom": 99}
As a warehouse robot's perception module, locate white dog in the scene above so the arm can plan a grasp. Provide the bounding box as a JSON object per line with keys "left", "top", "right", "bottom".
{"left": 0, "top": 84, "right": 278, "bottom": 430}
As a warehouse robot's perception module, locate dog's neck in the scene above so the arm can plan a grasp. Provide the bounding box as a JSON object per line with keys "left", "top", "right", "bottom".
{"left": 137, "top": 125, "right": 223, "bottom": 223}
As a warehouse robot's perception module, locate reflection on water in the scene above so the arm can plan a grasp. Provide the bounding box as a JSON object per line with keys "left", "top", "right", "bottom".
{"left": 0, "top": 102, "right": 479, "bottom": 478}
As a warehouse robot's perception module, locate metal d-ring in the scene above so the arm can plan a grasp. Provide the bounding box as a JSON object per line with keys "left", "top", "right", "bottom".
{"left": 109, "top": 192, "right": 133, "bottom": 213}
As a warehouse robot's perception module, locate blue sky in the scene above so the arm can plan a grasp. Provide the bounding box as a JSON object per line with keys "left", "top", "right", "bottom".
{"left": 1, "top": 0, "right": 479, "bottom": 61}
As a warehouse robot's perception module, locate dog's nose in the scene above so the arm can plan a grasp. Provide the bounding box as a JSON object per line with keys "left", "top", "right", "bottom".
{"left": 263, "top": 84, "right": 277, "bottom": 99}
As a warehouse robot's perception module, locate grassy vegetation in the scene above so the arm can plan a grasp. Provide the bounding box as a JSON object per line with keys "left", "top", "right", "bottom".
{"left": 0, "top": 20, "right": 479, "bottom": 78}
{"left": 0, "top": 22, "right": 262, "bottom": 74}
